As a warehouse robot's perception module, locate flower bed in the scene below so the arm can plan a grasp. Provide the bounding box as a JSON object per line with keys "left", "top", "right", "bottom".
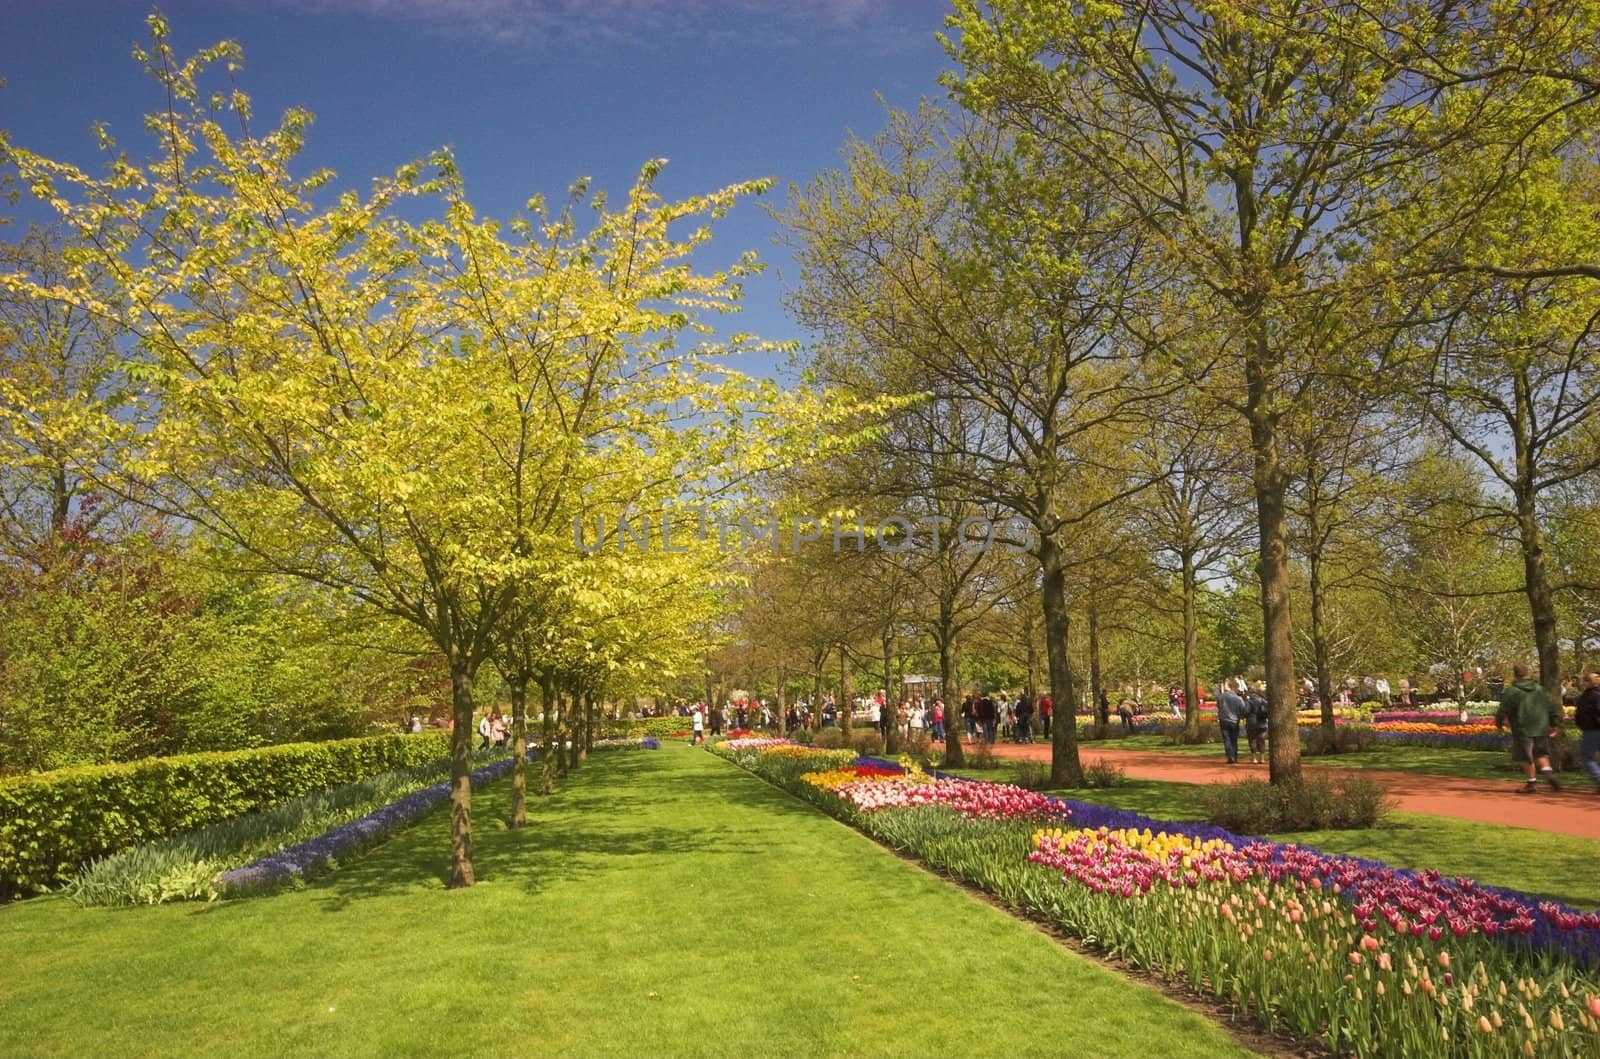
{"left": 1373, "top": 710, "right": 1490, "bottom": 724}
{"left": 1374, "top": 729, "right": 1511, "bottom": 752}
{"left": 590, "top": 737, "right": 662, "bottom": 751}
{"left": 802, "top": 765, "right": 1072, "bottom": 822}
{"left": 715, "top": 743, "right": 1600, "bottom": 1057}
{"left": 1377, "top": 721, "right": 1499, "bottom": 736}
{"left": 217, "top": 756, "right": 520, "bottom": 894}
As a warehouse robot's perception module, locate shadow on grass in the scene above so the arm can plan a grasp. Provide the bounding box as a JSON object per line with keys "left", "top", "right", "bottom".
{"left": 279, "top": 748, "right": 819, "bottom": 909}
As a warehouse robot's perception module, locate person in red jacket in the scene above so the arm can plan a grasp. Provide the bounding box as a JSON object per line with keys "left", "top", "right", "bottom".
{"left": 1038, "top": 693, "right": 1053, "bottom": 738}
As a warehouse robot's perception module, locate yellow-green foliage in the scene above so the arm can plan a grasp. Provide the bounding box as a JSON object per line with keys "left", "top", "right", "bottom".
{"left": 0, "top": 731, "right": 449, "bottom": 896}
{"left": 596, "top": 717, "right": 694, "bottom": 739}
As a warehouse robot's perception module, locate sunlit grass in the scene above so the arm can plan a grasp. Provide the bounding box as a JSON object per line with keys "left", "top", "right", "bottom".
{"left": 0, "top": 746, "right": 1252, "bottom": 1058}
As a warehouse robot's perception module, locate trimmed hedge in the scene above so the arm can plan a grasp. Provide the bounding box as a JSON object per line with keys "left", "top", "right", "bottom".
{"left": 0, "top": 731, "right": 451, "bottom": 897}
{"left": 596, "top": 716, "right": 695, "bottom": 739}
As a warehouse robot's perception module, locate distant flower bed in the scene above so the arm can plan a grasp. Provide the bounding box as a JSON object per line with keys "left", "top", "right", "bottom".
{"left": 1376, "top": 720, "right": 1498, "bottom": 736}
{"left": 218, "top": 756, "right": 519, "bottom": 895}
{"left": 1372, "top": 710, "right": 1485, "bottom": 724}
{"left": 591, "top": 737, "right": 661, "bottom": 751}
{"left": 721, "top": 737, "right": 794, "bottom": 751}
{"left": 800, "top": 763, "right": 1071, "bottom": 822}
{"left": 1375, "top": 729, "right": 1510, "bottom": 752}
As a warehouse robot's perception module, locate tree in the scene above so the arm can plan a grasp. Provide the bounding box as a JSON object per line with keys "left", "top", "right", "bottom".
{"left": 1284, "top": 378, "right": 1398, "bottom": 737}
{"left": 781, "top": 104, "right": 1160, "bottom": 784}
{"left": 945, "top": 0, "right": 1526, "bottom": 782}
{"left": 0, "top": 225, "right": 130, "bottom": 563}
{"left": 1135, "top": 398, "right": 1253, "bottom": 738}
{"left": 1390, "top": 156, "right": 1600, "bottom": 695}
{"left": 1388, "top": 449, "right": 1525, "bottom": 707}
{"left": 2, "top": 20, "right": 779, "bottom": 886}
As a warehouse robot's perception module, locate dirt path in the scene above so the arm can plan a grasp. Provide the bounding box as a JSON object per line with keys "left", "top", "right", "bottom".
{"left": 985, "top": 741, "right": 1600, "bottom": 840}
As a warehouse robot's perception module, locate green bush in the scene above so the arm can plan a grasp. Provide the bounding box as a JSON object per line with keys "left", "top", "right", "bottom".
{"left": 1160, "top": 722, "right": 1221, "bottom": 745}
{"left": 1013, "top": 760, "right": 1051, "bottom": 790}
{"left": 65, "top": 752, "right": 492, "bottom": 906}
{"left": 1301, "top": 724, "right": 1378, "bottom": 754}
{"left": 963, "top": 742, "right": 999, "bottom": 769}
{"left": 1077, "top": 723, "right": 1141, "bottom": 741}
{"left": 595, "top": 717, "right": 694, "bottom": 739}
{"left": 1080, "top": 760, "right": 1126, "bottom": 789}
{"left": 811, "top": 727, "right": 847, "bottom": 749}
{"left": 0, "top": 731, "right": 451, "bottom": 897}
{"left": 1203, "top": 773, "right": 1393, "bottom": 833}
{"left": 850, "top": 730, "right": 885, "bottom": 757}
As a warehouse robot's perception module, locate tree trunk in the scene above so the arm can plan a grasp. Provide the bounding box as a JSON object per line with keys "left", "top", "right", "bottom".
{"left": 840, "top": 650, "right": 851, "bottom": 736}
{"left": 1088, "top": 592, "right": 1106, "bottom": 726}
{"left": 811, "top": 654, "right": 827, "bottom": 734}
{"left": 937, "top": 633, "right": 964, "bottom": 767}
{"left": 1516, "top": 499, "right": 1562, "bottom": 697}
{"left": 1040, "top": 536, "right": 1084, "bottom": 786}
{"left": 1309, "top": 546, "right": 1336, "bottom": 745}
{"left": 509, "top": 672, "right": 529, "bottom": 828}
{"left": 882, "top": 629, "right": 898, "bottom": 755}
{"left": 1246, "top": 345, "right": 1302, "bottom": 784}
{"left": 538, "top": 672, "right": 556, "bottom": 796}
{"left": 1025, "top": 618, "right": 1039, "bottom": 700}
{"left": 447, "top": 654, "right": 477, "bottom": 888}
{"left": 1181, "top": 552, "right": 1200, "bottom": 739}
{"left": 569, "top": 690, "right": 586, "bottom": 769}
{"left": 558, "top": 691, "right": 573, "bottom": 778}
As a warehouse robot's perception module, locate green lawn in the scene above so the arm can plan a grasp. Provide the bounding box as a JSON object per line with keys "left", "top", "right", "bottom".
{"left": 949, "top": 764, "right": 1600, "bottom": 910}
{"left": 0, "top": 745, "right": 1253, "bottom": 1059}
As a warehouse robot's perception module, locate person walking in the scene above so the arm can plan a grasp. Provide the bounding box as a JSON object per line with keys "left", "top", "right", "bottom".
{"left": 1244, "top": 683, "right": 1270, "bottom": 764}
{"left": 1573, "top": 669, "right": 1600, "bottom": 793}
{"left": 1495, "top": 663, "right": 1563, "bottom": 793}
{"left": 1014, "top": 693, "right": 1034, "bottom": 743}
{"left": 977, "top": 692, "right": 997, "bottom": 744}
{"left": 690, "top": 705, "right": 705, "bottom": 746}
{"left": 1038, "top": 693, "right": 1052, "bottom": 737}
{"left": 1217, "top": 679, "right": 1244, "bottom": 765}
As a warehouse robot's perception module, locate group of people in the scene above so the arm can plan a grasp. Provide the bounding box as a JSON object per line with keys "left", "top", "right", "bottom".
{"left": 954, "top": 691, "right": 1055, "bottom": 743}
{"left": 1215, "top": 679, "right": 1271, "bottom": 765}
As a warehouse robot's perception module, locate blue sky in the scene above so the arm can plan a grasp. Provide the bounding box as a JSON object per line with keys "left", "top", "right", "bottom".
{"left": 1, "top": 0, "right": 958, "bottom": 378}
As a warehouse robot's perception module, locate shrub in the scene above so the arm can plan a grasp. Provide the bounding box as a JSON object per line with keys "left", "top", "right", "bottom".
{"left": 66, "top": 751, "right": 502, "bottom": 905}
{"left": 1301, "top": 724, "right": 1378, "bottom": 754}
{"left": 1160, "top": 722, "right": 1220, "bottom": 745}
{"left": 1080, "top": 759, "right": 1126, "bottom": 789}
{"left": 595, "top": 716, "right": 699, "bottom": 739}
{"left": 850, "top": 730, "right": 884, "bottom": 757}
{"left": 1077, "top": 723, "right": 1141, "bottom": 741}
{"left": 963, "top": 742, "right": 999, "bottom": 769}
{"left": 1013, "top": 760, "right": 1051, "bottom": 791}
{"left": 900, "top": 731, "right": 942, "bottom": 769}
{"left": 1203, "top": 773, "right": 1393, "bottom": 833}
{"left": 811, "top": 727, "right": 846, "bottom": 749}
{"left": 0, "top": 731, "right": 451, "bottom": 897}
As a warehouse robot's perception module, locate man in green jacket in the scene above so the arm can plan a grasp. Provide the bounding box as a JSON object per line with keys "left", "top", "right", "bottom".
{"left": 1495, "top": 663, "right": 1564, "bottom": 793}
